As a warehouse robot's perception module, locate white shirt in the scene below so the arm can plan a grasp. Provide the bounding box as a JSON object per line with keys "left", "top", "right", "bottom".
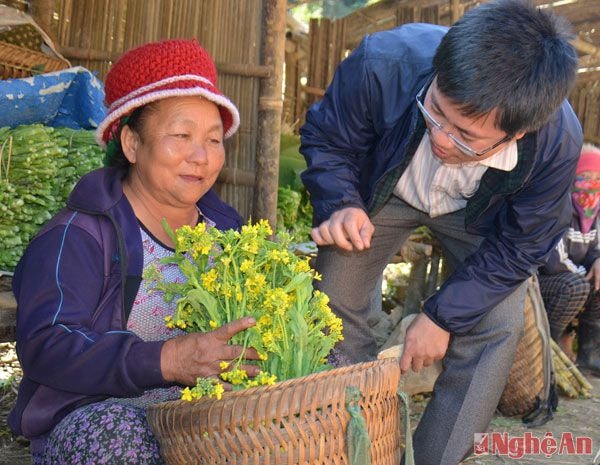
{"left": 394, "top": 134, "right": 518, "bottom": 217}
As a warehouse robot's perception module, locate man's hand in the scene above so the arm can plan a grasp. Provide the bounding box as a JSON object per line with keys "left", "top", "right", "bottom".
{"left": 585, "top": 257, "right": 600, "bottom": 291}
{"left": 311, "top": 207, "right": 374, "bottom": 252}
{"left": 399, "top": 313, "right": 450, "bottom": 374}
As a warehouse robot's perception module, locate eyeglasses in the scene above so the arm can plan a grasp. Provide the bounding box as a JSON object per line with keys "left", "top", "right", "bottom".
{"left": 415, "top": 84, "right": 512, "bottom": 158}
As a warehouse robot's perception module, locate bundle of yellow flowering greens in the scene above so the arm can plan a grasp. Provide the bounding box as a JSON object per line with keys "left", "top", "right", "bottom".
{"left": 145, "top": 219, "right": 343, "bottom": 402}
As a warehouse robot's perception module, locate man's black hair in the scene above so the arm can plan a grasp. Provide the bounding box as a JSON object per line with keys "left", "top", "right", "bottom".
{"left": 433, "top": 0, "right": 578, "bottom": 135}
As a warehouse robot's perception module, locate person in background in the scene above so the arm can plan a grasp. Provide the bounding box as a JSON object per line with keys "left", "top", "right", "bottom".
{"left": 539, "top": 143, "right": 600, "bottom": 376}
{"left": 299, "top": 0, "right": 582, "bottom": 463}
{"left": 9, "top": 39, "right": 259, "bottom": 465}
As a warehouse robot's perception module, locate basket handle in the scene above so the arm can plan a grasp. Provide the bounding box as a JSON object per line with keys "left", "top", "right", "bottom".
{"left": 344, "top": 384, "right": 415, "bottom": 465}
{"left": 345, "top": 386, "right": 371, "bottom": 465}
{"left": 398, "top": 387, "right": 415, "bottom": 465}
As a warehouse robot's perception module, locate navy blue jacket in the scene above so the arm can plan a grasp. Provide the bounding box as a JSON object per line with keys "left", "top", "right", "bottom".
{"left": 300, "top": 24, "right": 583, "bottom": 334}
{"left": 9, "top": 167, "right": 242, "bottom": 447}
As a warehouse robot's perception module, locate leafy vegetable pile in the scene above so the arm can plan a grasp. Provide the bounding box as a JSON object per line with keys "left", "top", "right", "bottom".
{"left": 276, "top": 134, "right": 313, "bottom": 243}
{"left": 0, "top": 124, "right": 104, "bottom": 271}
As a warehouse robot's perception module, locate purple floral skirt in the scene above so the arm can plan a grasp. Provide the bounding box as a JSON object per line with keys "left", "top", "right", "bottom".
{"left": 31, "top": 401, "right": 163, "bottom": 465}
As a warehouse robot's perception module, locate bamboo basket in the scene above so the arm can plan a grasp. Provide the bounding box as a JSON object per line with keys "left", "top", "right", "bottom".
{"left": 147, "top": 358, "right": 403, "bottom": 465}
{"left": 497, "top": 278, "right": 547, "bottom": 416}
{"left": 0, "top": 41, "right": 70, "bottom": 79}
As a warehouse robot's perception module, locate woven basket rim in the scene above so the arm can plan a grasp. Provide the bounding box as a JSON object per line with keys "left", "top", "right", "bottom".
{"left": 0, "top": 40, "right": 70, "bottom": 75}
{"left": 149, "top": 357, "right": 400, "bottom": 410}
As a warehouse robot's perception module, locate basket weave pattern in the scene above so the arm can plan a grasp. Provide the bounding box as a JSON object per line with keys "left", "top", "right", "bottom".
{"left": 147, "top": 358, "right": 402, "bottom": 465}
{"left": 497, "top": 290, "right": 544, "bottom": 416}
{"left": 0, "top": 41, "right": 69, "bottom": 79}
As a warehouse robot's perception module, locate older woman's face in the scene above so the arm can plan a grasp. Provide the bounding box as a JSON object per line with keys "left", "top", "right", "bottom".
{"left": 125, "top": 96, "right": 225, "bottom": 207}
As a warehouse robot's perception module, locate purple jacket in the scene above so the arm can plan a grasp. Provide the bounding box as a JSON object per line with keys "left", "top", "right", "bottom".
{"left": 9, "top": 167, "right": 242, "bottom": 446}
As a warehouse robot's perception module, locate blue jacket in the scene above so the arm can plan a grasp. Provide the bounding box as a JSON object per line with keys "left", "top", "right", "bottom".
{"left": 9, "top": 167, "right": 242, "bottom": 446}
{"left": 300, "top": 24, "right": 583, "bottom": 334}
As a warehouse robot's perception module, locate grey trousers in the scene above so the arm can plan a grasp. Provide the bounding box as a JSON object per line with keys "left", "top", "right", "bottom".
{"left": 314, "top": 196, "right": 527, "bottom": 465}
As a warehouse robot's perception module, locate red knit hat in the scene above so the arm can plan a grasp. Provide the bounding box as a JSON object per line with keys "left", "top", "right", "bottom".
{"left": 576, "top": 144, "right": 600, "bottom": 175}
{"left": 96, "top": 38, "right": 240, "bottom": 147}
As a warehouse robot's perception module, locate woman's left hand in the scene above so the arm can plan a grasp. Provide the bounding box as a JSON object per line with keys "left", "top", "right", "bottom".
{"left": 160, "top": 317, "right": 261, "bottom": 386}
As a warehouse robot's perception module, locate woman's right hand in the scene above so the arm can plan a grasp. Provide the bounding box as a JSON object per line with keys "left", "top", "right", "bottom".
{"left": 160, "top": 317, "right": 261, "bottom": 386}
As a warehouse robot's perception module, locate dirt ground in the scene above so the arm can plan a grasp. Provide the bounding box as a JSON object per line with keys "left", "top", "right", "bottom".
{"left": 1, "top": 341, "right": 598, "bottom": 465}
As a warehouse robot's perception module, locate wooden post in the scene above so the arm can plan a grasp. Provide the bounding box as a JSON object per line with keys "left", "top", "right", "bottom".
{"left": 28, "top": 0, "right": 57, "bottom": 42}
{"left": 449, "top": 0, "right": 461, "bottom": 24}
{"left": 253, "top": 0, "right": 287, "bottom": 228}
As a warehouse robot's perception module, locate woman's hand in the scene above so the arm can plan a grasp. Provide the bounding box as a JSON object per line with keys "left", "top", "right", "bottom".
{"left": 160, "top": 317, "right": 261, "bottom": 386}
{"left": 586, "top": 257, "right": 600, "bottom": 291}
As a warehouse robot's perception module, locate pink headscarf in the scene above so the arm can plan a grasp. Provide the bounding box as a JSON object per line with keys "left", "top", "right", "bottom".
{"left": 572, "top": 144, "right": 600, "bottom": 233}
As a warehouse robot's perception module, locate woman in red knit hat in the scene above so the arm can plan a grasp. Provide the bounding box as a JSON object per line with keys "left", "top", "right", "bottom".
{"left": 538, "top": 143, "right": 600, "bottom": 376}
{"left": 9, "top": 39, "right": 258, "bottom": 465}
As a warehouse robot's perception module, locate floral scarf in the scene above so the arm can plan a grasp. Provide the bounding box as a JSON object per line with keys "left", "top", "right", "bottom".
{"left": 572, "top": 177, "right": 600, "bottom": 233}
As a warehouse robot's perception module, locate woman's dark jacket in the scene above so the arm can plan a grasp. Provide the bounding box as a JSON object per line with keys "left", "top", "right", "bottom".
{"left": 9, "top": 167, "right": 242, "bottom": 449}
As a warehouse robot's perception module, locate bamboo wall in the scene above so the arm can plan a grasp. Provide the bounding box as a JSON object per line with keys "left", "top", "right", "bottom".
{"left": 286, "top": 0, "right": 600, "bottom": 145}
{"left": 571, "top": 76, "right": 600, "bottom": 145}
{"left": 39, "top": 0, "right": 273, "bottom": 221}
{"left": 286, "top": 0, "right": 474, "bottom": 130}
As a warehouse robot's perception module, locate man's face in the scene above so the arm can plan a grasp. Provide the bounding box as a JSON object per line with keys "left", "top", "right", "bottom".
{"left": 420, "top": 80, "right": 524, "bottom": 164}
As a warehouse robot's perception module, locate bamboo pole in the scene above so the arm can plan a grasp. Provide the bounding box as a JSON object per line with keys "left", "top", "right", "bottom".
{"left": 28, "top": 0, "right": 57, "bottom": 42}
{"left": 218, "top": 167, "right": 256, "bottom": 187}
{"left": 449, "top": 0, "right": 461, "bottom": 23}
{"left": 301, "top": 85, "right": 325, "bottom": 97}
{"left": 253, "top": 0, "right": 286, "bottom": 228}
{"left": 58, "top": 45, "right": 270, "bottom": 79}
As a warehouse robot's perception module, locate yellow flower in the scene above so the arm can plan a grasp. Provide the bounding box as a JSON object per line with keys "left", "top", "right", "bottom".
{"left": 256, "top": 371, "right": 277, "bottom": 386}
{"left": 262, "top": 330, "right": 274, "bottom": 346}
{"left": 213, "top": 383, "right": 224, "bottom": 400}
{"left": 294, "top": 259, "right": 311, "bottom": 274}
{"left": 257, "top": 219, "right": 273, "bottom": 236}
{"left": 209, "top": 320, "right": 218, "bottom": 329}
{"left": 246, "top": 274, "right": 266, "bottom": 297}
{"left": 201, "top": 268, "right": 218, "bottom": 292}
{"left": 219, "top": 361, "right": 229, "bottom": 371}
{"left": 181, "top": 387, "right": 193, "bottom": 402}
{"left": 256, "top": 314, "right": 272, "bottom": 329}
{"left": 241, "top": 239, "right": 259, "bottom": 255}
{"left": 264, "top": 288, "right": 291, "bottom": 313}
{"left": 240, "top": 259, "right": 254, "bottom": 273}
{"left": 221, "top": 368, "right": 248, "bottom": 385}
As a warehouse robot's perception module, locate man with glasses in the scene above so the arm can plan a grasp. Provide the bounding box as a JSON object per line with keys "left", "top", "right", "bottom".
{"left": 299, "top": 0, "right": 582, "bottom": 463}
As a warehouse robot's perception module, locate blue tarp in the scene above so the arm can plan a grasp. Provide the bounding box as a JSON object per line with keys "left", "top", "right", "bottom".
{"left": 0, "top": 66, "right": 106, "bottom": 130}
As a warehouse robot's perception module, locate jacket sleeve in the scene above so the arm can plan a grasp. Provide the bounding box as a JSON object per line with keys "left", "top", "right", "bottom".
{"left": 14, "top": 223, "right": 166, "bottom": 396}
{"left": 299, "top": 37, "right": 378, "bottom": 225}
{"left": 423, "top": 114, "right": 583, "bottom": 335}
{"left": 541, "top": 238, "right": 586, "bottom": 275}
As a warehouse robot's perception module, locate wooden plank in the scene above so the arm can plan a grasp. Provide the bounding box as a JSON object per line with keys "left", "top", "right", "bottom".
{"left": 0, "top": 293, "right": 16, "bottom": 344}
